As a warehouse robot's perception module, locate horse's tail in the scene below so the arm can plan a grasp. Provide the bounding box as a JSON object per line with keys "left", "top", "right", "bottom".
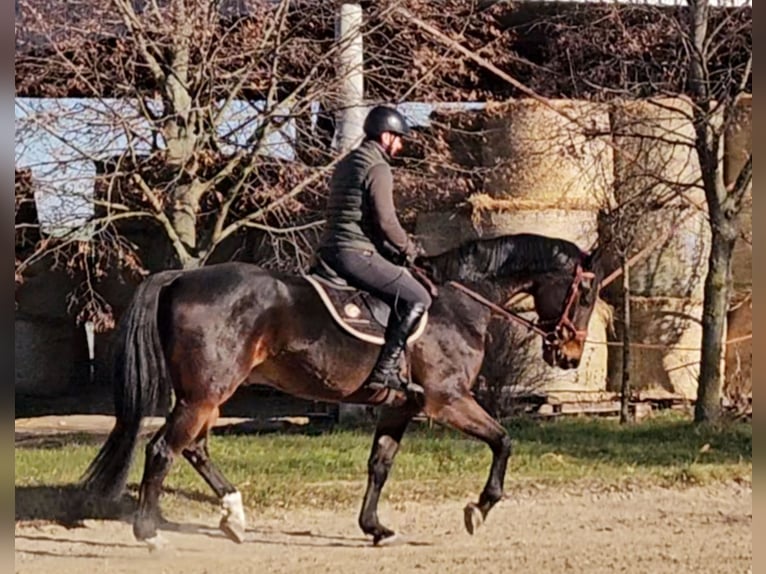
{"left": 81, "top": 269, "right": 183, "bottom": 499}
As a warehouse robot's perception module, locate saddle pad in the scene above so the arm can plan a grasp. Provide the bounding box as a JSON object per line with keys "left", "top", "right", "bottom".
{"left": 303, "top": 274, "right": 428, "bottom": 346}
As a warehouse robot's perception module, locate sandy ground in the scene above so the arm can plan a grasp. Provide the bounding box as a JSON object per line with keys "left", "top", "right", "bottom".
{"left": 15, "top": 416, "right": 752, "bottom": 574}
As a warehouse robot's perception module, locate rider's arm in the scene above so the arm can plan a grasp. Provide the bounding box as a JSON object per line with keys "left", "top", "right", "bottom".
{"left": 367, "top": 163, "right": 414, "bottom": 257}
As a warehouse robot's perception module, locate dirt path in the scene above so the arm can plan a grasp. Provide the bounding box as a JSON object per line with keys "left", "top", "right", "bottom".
{"left": 15, "top": 415, "right": 752, "bottom": 573}
{"left": 15, "top": 481, "right": 751, "bottom": 574}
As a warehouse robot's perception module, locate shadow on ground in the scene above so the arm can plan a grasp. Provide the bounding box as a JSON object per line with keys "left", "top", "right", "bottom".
{"left": 15, "top": 483, "right": 224, "bottom": 526}
{"left": 15, "top": 485, "right": 136, "bottom": 525}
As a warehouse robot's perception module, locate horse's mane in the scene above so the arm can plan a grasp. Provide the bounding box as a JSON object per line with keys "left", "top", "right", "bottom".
{"left": 421, "top": 233, "right": 587, "bottom": 284}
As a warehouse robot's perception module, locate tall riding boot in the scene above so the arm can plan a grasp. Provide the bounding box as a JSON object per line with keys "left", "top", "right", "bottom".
{"left": 364, "top": 302, "right": 427, "bottom": 395}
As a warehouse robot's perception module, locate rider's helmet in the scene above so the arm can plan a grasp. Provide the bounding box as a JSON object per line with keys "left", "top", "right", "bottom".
{"left": 363, "top": 105, "right": 410, "bottom": 140}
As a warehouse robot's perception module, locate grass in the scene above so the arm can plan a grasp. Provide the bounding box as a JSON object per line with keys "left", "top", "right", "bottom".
{"left": 15, "top": 411, "right": 751, "bottom": 520}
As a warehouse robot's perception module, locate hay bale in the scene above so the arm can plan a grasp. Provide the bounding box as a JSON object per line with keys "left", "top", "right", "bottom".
{"left": 481, "top": 299, "right": 612, "bottom": 398}
{"left": 413, "top": 110, "right": 487, "bottom": 211}
{"left": 724, "top": 94, "right": 752, "bottom": 299}
{"left": 427, "top": 109, "right": 486, "bottom": 169}
{"left": 415, "top": 203, "right": 598, "bottom": 256}
{"left": 610, "top": 97, "right": 712, "bottom": 301}
{"left": 724, "top": 94, "right": 752, "bottom": 189}
{"left": 605, "top": 297, "right": 719, "bottom": 401}
{"left": 611, "top": 97, "right": 706, "bottom": 206}
{"left": 623, "top": 206, "right": 710, "bottom": 300}
{"left": 415, "top": 210, "right": 476, "bottom": 255}
{"left": 468, "top": 195, "right": 599, "bottom": 250}
{"left": 482, "top": 99, "right": 614, "bottom": 210}
{"left": 724, "top": 296, "right": 752, "bottom": 404}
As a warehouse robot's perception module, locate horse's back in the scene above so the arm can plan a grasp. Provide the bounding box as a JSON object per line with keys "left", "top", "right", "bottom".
{"left": 165, "top": 261, "right": 284, "bottom": 299}
{"left": 150, "top": 262, "right": 303, "bottom": 344}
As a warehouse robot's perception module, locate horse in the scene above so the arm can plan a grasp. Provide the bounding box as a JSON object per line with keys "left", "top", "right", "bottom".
{"left": 81, "top": 232, "right": 607, "bottom": 549}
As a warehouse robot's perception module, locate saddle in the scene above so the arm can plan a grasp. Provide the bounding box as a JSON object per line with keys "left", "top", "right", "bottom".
{"left": 303, "top": 255, "right": 429, "bottom": 346}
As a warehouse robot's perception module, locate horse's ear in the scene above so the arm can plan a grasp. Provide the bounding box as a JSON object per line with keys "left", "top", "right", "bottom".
{"left": 583, "top": 246, "right": 600, "bottom": 270}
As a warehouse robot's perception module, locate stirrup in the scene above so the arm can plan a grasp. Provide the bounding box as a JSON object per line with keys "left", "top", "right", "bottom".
{"left": 367, "top": 376, "right": 424, "bottom": 396}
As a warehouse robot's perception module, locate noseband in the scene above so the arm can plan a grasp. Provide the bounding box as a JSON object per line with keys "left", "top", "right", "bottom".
{"left": 539, "top": 263, "right": 595, "bottom": 349}
{"left": 448, "top": 263, "right": 595, "bottom": 347}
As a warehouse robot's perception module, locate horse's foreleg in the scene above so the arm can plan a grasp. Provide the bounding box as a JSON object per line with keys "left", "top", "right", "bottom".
{"left": 133, "top": 400, "right": 213, "bottom": 549}
{"left": 432, "top": 394, "right": 511, "bottom": 535}
{"left": 183, "top": 427, "right": 246, "bottom": 543}
{"left": 359, "top": 402, "right": 420, "bottom": 545}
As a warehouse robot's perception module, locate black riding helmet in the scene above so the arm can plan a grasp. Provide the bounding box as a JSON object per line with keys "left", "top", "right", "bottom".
{"left": 363, "top": 105, "right": 410, "bottom": 140}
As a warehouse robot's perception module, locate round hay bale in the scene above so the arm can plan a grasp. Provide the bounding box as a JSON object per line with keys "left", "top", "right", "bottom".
{"left": 605, "top": 297, "right": 719, "bottom": 401}
{"left": 481, "top": 298, "right": 612, "bottom": 399}
{"left": 469, "top": 198, "right": 599, "bottom": 250}
{"left": 482, "top": 99, "right": 614, "bottom": 210}
{"left": 724, "top": 94, "right": 752, "bottom": 299}
{"left": 415, "top": 209, "right": 477, "bottom": 256}
{"left": 412, "top": 110, "right": 487, "bottom": 212}
{"left": 724, "top": 94, "right": 752, "bottom": 189}
{"left": 415, "top": 204, "right": 598, "bottom": 256}
{"left": 611, "top": 97, "right": 707, "bottom": 207}
{"left": 724, "top": 296, "right": 752, "bottom": 405}
{"left": 624, "top": 206, "right": 710, "bottom": 301}
{"left": 427, "top": 109, "right": 486, "bottom": 169}
{"left": 609, "top": 97, "right": 712, "bottom": 301}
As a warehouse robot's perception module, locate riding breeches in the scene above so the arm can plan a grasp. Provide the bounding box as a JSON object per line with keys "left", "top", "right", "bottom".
{"left": 319, "top": 247, "right": 433, "bottom": 314}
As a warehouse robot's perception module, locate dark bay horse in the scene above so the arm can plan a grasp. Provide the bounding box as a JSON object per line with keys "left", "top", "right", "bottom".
{"left": 81, "top": 232, "right": 606, "bottom": 548}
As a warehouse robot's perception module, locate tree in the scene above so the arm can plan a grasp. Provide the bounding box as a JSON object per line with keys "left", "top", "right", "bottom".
{"left": 496, "top": 1, "right": 751, "bottom": 423}
{"left": 15, "top": 0, "right": 517, "bottom": 331}
{"left": 16, "top": 1, "right": 750, "bottom": 420}
{"left": 685, "top": 0, "right": 751, "bottom": 423}
{"left": 15, "top": 0, "right": 357, "bottom": 329}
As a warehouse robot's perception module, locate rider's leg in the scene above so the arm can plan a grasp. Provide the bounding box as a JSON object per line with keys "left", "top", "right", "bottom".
{"left": 365, "top": 298, "right": 428, "bottom": 393}
{"left": 318, "top": 248, "right": 432, "bottom": 394}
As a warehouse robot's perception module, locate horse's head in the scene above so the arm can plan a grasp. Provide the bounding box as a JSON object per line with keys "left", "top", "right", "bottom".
{"left": 531, "top": 247, "right": 605, "bottom": 370}
{"left": 418, "top": 233, "right": 608, "bottom": 371}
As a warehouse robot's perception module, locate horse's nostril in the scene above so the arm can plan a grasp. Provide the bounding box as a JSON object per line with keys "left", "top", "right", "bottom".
{"left": 558, "top": 356, "right": 580, "bottom": 370}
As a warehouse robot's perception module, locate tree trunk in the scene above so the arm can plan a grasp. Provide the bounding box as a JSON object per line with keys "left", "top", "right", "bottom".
{"left": 168, "top": 179, "right": 207, "bottom": 270}
{"left": 695, "top": 220, "right": 736, "bottom": 423}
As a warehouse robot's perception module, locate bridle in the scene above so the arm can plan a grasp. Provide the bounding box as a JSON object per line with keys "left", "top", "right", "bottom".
{"left": 536, "top": 263, "right": 595, "bottom": 348}
{"left": 447, "top": 262, "right": 595, "bottom": 348}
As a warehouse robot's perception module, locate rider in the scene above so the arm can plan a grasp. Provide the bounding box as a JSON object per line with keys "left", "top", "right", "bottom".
{"left": 314, "top": 105, "right": 432, "bottom": 396}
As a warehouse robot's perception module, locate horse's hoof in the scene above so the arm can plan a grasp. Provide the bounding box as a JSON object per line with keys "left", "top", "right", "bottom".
{"left": 373, "top": 532, "right": 401, "bottom": 547}
{"left": 220, "top": 491, "right": 247, "bottom": 543}
{"left": 145, "top": 534, "right": 168, "bottom": 552}
{"left": 220, "top": 517, "right": 247, "bottom": 543}
{"left": 463, "top": 503, "right": 484, "bottom": 535}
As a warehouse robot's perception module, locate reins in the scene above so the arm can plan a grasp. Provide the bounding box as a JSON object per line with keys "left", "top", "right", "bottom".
{"left": 447, "top": 280, "right": 549, "bottom": 338}
{"left": 445, "top": 263, "right": 593, "bottom": 345}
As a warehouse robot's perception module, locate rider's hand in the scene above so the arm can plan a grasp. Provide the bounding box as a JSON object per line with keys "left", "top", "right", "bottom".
{"left": 403, "top": 240, "right": 421, "bottom": 265}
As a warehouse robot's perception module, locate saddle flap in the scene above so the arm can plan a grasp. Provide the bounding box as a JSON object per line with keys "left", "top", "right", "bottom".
{"left": 303, "top": 274, "right": 427, "bottom": 346}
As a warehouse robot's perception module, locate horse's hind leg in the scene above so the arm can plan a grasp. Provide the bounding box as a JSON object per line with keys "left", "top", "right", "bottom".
{"left": 432, "top": 394, "right": 511, "bottom": 535}
{"left": 182, "top": 408, "right": 247, "bottom": 543}
{"left": 359, "top": 402, "right": 420, "bottom": 545}
{"left": 133, "top": 400, "right": 215, "bottom": 549}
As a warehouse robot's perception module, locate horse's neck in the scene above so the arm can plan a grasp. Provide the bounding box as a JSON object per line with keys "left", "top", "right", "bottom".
{"left": 424, "top": 253, "right": 533, "bottom": 296}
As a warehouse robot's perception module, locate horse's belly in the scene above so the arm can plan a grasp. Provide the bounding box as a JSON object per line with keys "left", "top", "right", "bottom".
{"left": 246, "top": 345, "right": 376, "bottom": 402}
